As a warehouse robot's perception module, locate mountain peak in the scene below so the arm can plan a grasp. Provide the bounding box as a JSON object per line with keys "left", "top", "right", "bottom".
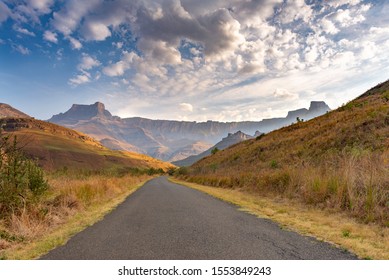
{"left": 49, "top": 102, "right": 113, "bottom": 124}
{"left": 309, "top": 101, "right": 331, "bottom": 112}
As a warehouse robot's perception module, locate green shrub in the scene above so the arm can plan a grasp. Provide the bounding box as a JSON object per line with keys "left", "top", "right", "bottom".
{"left": 211, "top": 147, "right": 219, "bottom": 155}
{"left": 0, "top": 134, "right": 49, "bottom": 218}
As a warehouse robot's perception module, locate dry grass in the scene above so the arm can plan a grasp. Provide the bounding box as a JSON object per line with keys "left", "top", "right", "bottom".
{"left": 181, "top": 81, "right": 389, "bottom": 226}
{"left": 2, "top": 117, "right": 174, "bottom": 171}
{"left": 170, "top": 178, "right": 389, "bottom": 259}
{"left": 0, "top": 173, "right": 151, "bottom": 259}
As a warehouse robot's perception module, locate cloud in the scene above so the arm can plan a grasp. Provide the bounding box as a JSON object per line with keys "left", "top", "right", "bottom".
{"left": 52, "top": 0, "right": 102, "bottom": 36}
{"left": 13, "top": 25, "right": 35, "bottom": 36}
{"left": 103, "top": 51, "right": 140, "bottom": 77}
{"left": 69, "top": 74, "right": 90, "bottom": 86}
{"left": 0, "top": 2, "right": 10, "bottom": 23}
{"left": 279, "top": 0, "right": 313, "bottom": 24}
{"left": 78, "top": 54, "right": 100, "bottom": 70}
{"left": 320, "top": 18, "right": 340, "bottom": 34}
{"left": 27, "top": 0, "right": 54, "bottom": 14}
{"left": 273, "top": 88, "right": 298, "bottom": 100}
{"left": 43, "top": 30, "right": 58, "bottom": 43}
{"left": 179, "top": 103, "right": 193, "bottom": 112}
{"left": 12, "top": 44, "right": 31, "bottom": 55}
{"left": 327, "top": 0, "right": 362, "bottom": 8}
{"left": 81, "top": 21, "right": 111, "bottom": 41}
{"left": 68, "top": 36, "right": 82, "bottom": 49}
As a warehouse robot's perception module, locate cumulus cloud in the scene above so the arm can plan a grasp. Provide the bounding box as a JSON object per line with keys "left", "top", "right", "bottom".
{"left": 27, "top": 0, "right": 54, "bottom": 14}
{"left": 68, "top": 36, "right": 82, "bottom": 49}
{"left": 179, "top": 103, "right": 193, "bottom": 112}
{"left": 43, "top": 30, "right": 58, "bottom": 43}
{"left": 52, "top": 0, "right": 102, "bottom": 36}
{"left": 78, "top": 54, "right": 100, "bottom": 70}
{"left": 69, "top": 74, "right": 90, "bottom": 86}
{"left": 1, "top": 0, "right": 387, "bottom": 121}
{"left": 320, "top": 18, "right": 340, "bottom": 34}
{"left": 81, "top": 21, "right": 111, "bottom": 41}
{"left": 279, "top": 0, "right": 313, "bottom": 24}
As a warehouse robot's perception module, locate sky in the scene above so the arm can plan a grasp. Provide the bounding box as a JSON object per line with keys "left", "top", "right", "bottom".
{"left": 0, "top": 0, "right": 388, "bottom": 122}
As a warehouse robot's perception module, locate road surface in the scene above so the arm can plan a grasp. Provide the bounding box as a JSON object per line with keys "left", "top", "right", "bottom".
{"left": 41, "top": 176, "right": 357, "bottom": 259}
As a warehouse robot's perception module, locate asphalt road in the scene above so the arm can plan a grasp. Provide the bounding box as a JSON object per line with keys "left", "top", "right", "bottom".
{"left": 41, "top": 176, "right": 357, "bottom": 260}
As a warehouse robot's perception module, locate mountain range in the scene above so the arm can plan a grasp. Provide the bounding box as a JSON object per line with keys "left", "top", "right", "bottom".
{"left": 173, "top": 131, "right": 255, "bottom": 166}
{"left": 48, "top": 101, "right": 331, "bottom": 162}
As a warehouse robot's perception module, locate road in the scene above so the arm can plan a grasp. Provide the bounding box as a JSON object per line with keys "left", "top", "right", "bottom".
{"left": 41, "top": 176, "right": 357, "bottom": 259}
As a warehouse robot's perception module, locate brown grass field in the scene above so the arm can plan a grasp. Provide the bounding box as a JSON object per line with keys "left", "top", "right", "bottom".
{"left": 179, "top": 80, "right": 389, "bottom": 227}
{"left": 0, "top": 172, "right": 152, "bottom": 259}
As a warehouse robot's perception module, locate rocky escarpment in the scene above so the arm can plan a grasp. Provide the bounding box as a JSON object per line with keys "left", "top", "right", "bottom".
{"left": 48, "top": 101, "right": 331, "bottom": 162}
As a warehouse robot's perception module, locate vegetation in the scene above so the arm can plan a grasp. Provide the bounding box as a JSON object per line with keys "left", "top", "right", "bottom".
{"left": 0, "top": 121, "right": 166, "bottom": 259}
{"left": 0, "top": 168, "right": 152, "bottom": 259}
{"left": 211, "top": 147, "right": 220, "bottom": 155}
{"left": 177, "top": 80, "right": 389, "bottom": 227}
{"left": 171, "top": 178, "right": 389, "bottom": 259}
{"left": 1, "top": 133, "right": 48, "bottom": 219}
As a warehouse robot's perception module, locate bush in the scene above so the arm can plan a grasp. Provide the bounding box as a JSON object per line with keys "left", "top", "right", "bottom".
{"left": 0, "top": 133, "right": 48, "bottom": 218}
{"left": 211, "top": 147, "right": 219, "bottom": 155}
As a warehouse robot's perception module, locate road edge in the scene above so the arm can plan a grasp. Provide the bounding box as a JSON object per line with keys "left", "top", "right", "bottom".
{"left": 169, "top": 177, "right": 388, "bottom": 260}
{"left": 5, "top": 178, "right": 152, "bottom": 260}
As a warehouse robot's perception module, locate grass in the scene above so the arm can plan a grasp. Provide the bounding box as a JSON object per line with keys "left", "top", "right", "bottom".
{"left": 170, "top": 178, "right": 389, "bottom": 260}
{"left": 2, "top": 117, "right": 174, "bottom": 172}
{"left": 0, "top": 172, "right": 152, "bottom": 259}
{"left": 181, "top": 81, "right": 389, "bottom": 226}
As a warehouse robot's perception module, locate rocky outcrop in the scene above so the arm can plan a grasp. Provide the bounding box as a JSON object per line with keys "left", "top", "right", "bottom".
{"left": 48, "top": 101, "right": 331, "bottom": 162}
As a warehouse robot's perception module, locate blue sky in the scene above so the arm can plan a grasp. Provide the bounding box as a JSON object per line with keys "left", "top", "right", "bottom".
{"left": 0, "top": 0, "right": 388, "bottom": 121}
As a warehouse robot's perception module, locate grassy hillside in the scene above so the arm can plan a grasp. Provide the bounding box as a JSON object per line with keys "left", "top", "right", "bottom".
{"left": 1, "top": 118, "right": 173, "bottom": 171}
{"left": 180, "top": 80, "right": 389, "bottom": 225}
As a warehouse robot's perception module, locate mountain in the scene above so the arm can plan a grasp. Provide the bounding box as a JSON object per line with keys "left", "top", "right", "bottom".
{"left": 0, "top": 103, "right": 30, "bottom": 118}
{"left": 0, "top": 117, "right": 173, "bottom": 171}
{"left": 48, "top": 101, "right": 331, "bottom": 161}
{"left": 173, "top": 131, "right": 255, "bottom": 166}
{"left": 179, "top": 80, "right": 389, "bottom": 225}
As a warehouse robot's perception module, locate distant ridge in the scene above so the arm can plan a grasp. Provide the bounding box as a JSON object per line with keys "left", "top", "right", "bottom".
{"left": 0, "top": 103, "right": 30, "bottom": 119}
{"left": 173, "top": 131, "right": 256, "bottom": 167}
{"left": 48, "top": 101, "right": 331, "bottom": 161}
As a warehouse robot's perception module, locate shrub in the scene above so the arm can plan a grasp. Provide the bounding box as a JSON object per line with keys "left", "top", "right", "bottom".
{"left": 211, "top": 147, "right": 219, "bottom": 155}
{"left": 0, "top": 133, "right": 48, "bottom": 218}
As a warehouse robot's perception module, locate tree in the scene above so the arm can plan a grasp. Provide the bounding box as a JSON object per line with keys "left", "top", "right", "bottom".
{"left": 0, "top": 131, "right": 48, "bottom": 218}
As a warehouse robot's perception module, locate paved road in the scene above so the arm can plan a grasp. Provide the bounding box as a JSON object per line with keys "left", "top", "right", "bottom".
{"left": 41, "top": 176, "right": 357, "bottom": 259}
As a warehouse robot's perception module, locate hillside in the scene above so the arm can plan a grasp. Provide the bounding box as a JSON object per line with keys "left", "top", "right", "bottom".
{"left": 0, "top": 117, "right": 173, "bottom": 171}
{"left": 180, "top": 80, "right": 389, "bottom": 225}
{"left": 173, "top": 131, "right": 255, "bottom": 167}
{"left": 0, "top": 103, "right": 30, "bottom": 118}
{"left": 48, "top": 101, "right": 330, "bottom": 161}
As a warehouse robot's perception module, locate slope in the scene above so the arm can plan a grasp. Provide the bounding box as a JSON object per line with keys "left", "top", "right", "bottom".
{"left": 0, "top": 117, "right": 173, "bottom": 171}
{"left": 173, "top": 131, "right": 255, "bottom": 166}
{"left": 181, "top": 80, "right": 389, "bottom": 225}
{"left": 0, "top": 103, "right": 30, "bottom": 118}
